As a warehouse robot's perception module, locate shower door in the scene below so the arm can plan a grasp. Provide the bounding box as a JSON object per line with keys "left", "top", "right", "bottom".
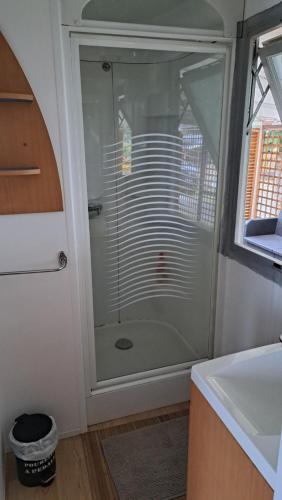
{"left": 79, "top": 44, "right": 225, "bottom": 384}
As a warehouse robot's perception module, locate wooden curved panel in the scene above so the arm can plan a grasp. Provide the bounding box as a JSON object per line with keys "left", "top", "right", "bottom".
{"left": 0, "top": 33, "right": 63, "bottom": 214}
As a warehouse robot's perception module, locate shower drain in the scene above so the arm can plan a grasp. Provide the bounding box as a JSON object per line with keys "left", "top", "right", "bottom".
{"left": 115, "top": 338, "right": 133, "bottom": 350}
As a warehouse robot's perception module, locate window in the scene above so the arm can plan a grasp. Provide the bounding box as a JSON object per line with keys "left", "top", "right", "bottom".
{"left": 178, "top": 125, "right": 218, "bottom": 227}
{"left": 236, "top": 27, "right": 282, "bottom": 261}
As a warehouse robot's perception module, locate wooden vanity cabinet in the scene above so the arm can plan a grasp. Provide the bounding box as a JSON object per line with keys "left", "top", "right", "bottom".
{"left": 187, "top": 383, "right": 273, "bottom": 500}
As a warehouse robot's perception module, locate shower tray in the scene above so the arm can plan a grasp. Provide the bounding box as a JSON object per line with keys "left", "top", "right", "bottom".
{"left": 95, "top": 319, "right": 198, "bottom": 382}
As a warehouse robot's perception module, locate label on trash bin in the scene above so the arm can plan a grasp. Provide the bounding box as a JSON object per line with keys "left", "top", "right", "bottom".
{"left": 23, "top": 453, "right": 55, "bottom": 475}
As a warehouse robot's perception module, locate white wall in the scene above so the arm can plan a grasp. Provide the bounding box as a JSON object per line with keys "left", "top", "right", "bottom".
{"left": 215, "top": 255, "right": 281, "bottom": 356}
{"left": 0, "top": 0, "right": 86, "bottom": 463}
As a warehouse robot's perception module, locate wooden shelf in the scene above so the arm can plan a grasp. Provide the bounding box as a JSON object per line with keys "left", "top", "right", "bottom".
{"left": 0, "top": 167, "right": 40, "bottom": 176}
{"left": 0, "top": 92, "right": 33, "bottom": 102}
{"left": 0, "top": 33, "right": 63, "bottom": 214}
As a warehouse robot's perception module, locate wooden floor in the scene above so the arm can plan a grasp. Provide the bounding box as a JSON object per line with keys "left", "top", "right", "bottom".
{"left": 6, "top": 403, "right": 188, "bottom": 500}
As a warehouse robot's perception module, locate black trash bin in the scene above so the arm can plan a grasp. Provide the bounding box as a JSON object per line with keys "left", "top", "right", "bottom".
{"left": 9, "top": 413, "right": 58, "bottom": 487}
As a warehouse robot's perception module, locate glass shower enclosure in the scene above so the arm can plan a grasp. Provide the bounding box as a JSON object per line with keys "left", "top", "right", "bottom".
{"left": 78, "top": 41, "right": 226, "bottom": 384}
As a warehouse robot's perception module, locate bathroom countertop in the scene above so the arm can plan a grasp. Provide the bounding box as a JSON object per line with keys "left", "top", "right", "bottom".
{"left": 191, "top": 343, "right": 282, "bottom": 491}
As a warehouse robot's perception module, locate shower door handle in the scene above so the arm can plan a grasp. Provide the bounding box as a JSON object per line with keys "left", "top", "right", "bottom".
{"left": 88, "top": 200, "right": 103, "bottom": 219}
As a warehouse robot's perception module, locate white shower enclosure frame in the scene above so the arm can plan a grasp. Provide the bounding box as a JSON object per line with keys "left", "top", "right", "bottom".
{"left": 64, "top": 27, "right": 233, "bottom": 424}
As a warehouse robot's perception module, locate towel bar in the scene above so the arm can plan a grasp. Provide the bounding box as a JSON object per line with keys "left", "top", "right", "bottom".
{"left": 0, "top": 251, "right": 67, "bottom": 276}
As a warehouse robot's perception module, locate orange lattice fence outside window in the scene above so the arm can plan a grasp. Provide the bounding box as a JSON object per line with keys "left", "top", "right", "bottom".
{"left": 255, "top": 126, "right": 282, "bottom": 218}
{"left": 245, "top": 128, "right": 260, "bottom": 220}
{"left": 245, "top": 126, "right": 282, "bottom": 220}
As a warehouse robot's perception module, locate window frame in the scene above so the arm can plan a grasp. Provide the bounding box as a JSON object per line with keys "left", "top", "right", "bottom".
{"left": 221, "top": 2, "right": 282, "bottom": 279}
{"left": 235, "top": 38, "right": 282, "bottom": 263}
{"left": 260, "top": 38, "right": 282, "bottom": 122}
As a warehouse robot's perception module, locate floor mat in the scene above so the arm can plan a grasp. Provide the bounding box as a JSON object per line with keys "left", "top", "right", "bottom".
{"left": 102, "top": 416, "right": 188, "bottom": 500}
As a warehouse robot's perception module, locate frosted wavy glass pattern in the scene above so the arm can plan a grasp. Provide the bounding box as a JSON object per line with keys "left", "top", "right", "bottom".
{"left": 104, "top": 133, "right": 200, "bottom": 311}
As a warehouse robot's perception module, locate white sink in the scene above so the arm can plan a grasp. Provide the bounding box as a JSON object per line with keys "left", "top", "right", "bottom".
{"left": 210, "top": 350, "right": 282, "bottom": 436}
{"left": 191, "top": 344, "right": 282, "bottom": 489}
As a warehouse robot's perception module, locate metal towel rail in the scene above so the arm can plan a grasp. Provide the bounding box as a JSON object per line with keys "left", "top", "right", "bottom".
{"left": 0, "top": 251, "right": 67, "bottom": 276}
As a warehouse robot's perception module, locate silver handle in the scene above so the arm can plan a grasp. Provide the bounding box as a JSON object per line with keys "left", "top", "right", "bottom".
{"left": 88, "top": 201, "right": 103, "bottom": 219}
{"left": 0, "top": 251, "right": 67, "bottom": 277}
